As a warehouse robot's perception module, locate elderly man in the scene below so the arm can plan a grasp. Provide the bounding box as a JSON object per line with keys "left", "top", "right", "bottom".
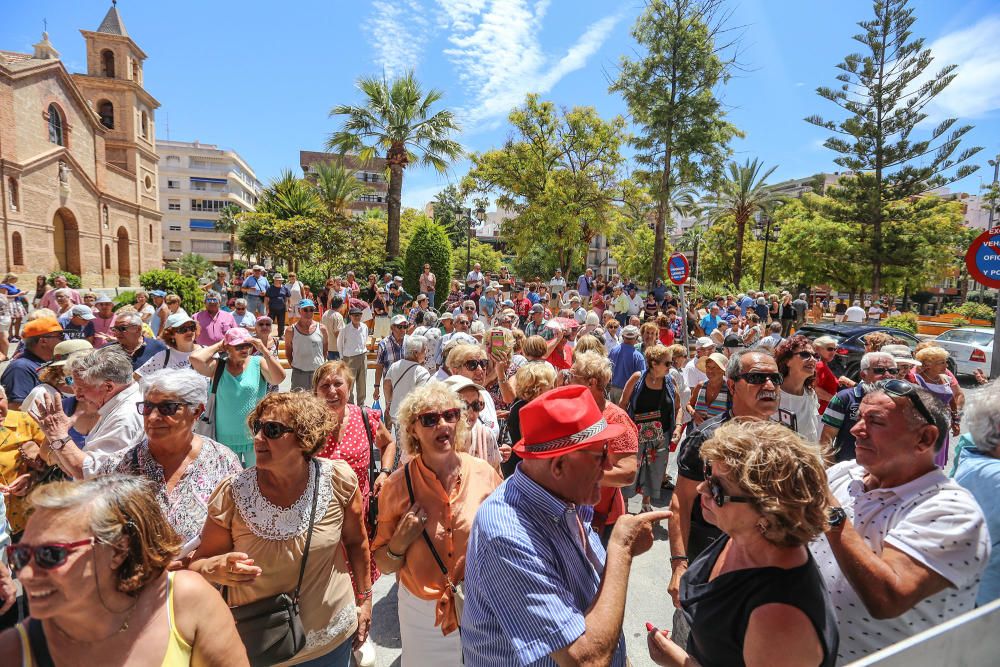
{"left": 523, "top": 303, "right": 547, "bottom": 338}
{"left": 668, "top": 349, "right": 782, "bottom": 644}
{"left": 813, "top": 382, "right": 989, "bottom": 663}
{"left": 577, "top": 268, "right": 593, "bottom": 306}
{"left": 107, "top": 311, "right": 166, "bottom": 370}
{"left": 38, "top": 275, "right": 80, "bottom": 311}
{"left": 241, "top": 265, "right": 269, "bottom": 315}
{"left": 437, "top": 314, "right": 469, "bottom": 367}
{"left": 230, "top": 298, "right": 257, "bottom": 329}
{"left": 607, "top": 325, "right": 645, "bottom": 404}
{"left": 820, "top": 351, "right": 899, "bottom": 463}
{"left": 699, "top": 304, "right": 722, "bottom": 336}
{"left": 1, "top": 318, "right": 63, "bottom": 409}
{"left": 35, "top": 347, "right": 143, "bottom": 479}
{"left": 569, "top": 295, "right": 587, "bottom": 325}
{"left": 467, "top": 262, "right": 484, "bottom": 289}
{"left": 372, "top": 314, "right": 407, "bottom": 405}
{"left": 462, "top": 385, "right": 667, "bottom": 666}
{"left": 194, "top": 290, "right": 236, "bottom": 346}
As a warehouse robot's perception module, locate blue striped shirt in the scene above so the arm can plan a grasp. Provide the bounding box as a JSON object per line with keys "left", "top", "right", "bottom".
{"left": 461, "top": 470, "right": 627, "bottom": 666}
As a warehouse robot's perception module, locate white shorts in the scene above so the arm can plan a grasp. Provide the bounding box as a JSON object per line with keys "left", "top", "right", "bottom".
{"left": 0, "top": 316, "right": 11, "bottom": 333}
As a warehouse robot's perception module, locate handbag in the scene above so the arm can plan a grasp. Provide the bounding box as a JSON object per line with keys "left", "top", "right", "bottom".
{"left": 359, "top": 407, "right": 379, "bottom": 535}
{"left": 228, "top": 459, "right": 320, "bottom": 667}
{"left": 194, "top": 355, "right": 227, "bottom": 439}
{"left": 403, "top": 463, "right": 464, "bottom": 623}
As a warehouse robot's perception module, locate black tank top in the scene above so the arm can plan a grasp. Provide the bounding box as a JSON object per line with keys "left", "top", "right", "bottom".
{"left": 681, "top": 534, "right": 839, "bottom": 667}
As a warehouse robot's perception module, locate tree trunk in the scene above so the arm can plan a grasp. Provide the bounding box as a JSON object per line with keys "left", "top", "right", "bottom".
{"left": 229, "top": 232, "right": 236, "bottom": 277}
{"left": 385, "top": 164, "right": 404, "bottom": 258}
{"left": 733, "top": 212, "right": 746, "bottom": 288}
{"left": 653, "top": 148, "right": 673, "bottom": 290}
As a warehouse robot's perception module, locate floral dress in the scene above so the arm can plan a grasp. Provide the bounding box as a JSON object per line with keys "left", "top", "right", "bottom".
{"left": 623, "top": 372, "right": 676, "bottom": 502}
{"left": 318, "top": 403, "right": 382, "bottom": 584}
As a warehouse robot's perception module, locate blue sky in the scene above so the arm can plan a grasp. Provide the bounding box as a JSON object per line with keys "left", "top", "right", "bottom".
{"left": 6, "top": 0, "right": 999, "bottom": 209}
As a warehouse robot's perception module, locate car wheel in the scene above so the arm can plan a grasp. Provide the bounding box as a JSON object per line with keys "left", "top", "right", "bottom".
{"left": 947, "top": 357, "right": 957, "bottom": 377}
{"left": 846, "top": 362, "right": 861, "bottom": 382}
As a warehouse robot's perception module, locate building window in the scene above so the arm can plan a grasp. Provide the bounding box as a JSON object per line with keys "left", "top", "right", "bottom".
{"left": 169, "top": 240, "right": 182, "bottom": 252}
{"left": 168, "top": 225, "right": 181, "bottom": 231}
{"left": 167, "top": 180, "right": 179, "bottom": 189}
{"left": 7, "top": 178, "right": 17, "bottom": 212}
{"left": 165, "top": 155, "right": 180, "bottom": 165}
{"left": 11, "top": 232, "right": 23, "bottom": 266}
{"left": 168, "top": 200, "right": 181, "bottom": 211}
{"left": 149, "top": 224, "right": 154, "bottom": 242}
{"left": 190, "top": 199, "right": 228, "bottom": 212}
{"left": 98, "top": 100, "right": 114, "bottom": 129}
{"left": 102, "top": 205, "right": 109, "bottom": 229}
{"left": 144, "top": 175, "right": 153, "bottom": 191}
{"left": 358, "top": 194, "right": 384, "bottom": 203}
{"left": 101, "top": 49, "right": 115, "bottom": 78}
{"left": 139, "top": 111, "right": 148, "bottom": 139}
{"left": 104, "top": 244, "right": 111, "bottom": 269}
{"left": 48, "top": 104, "right": 64, "bottom": 145}
{"left": 191, "top": 240, "right": 227, "bottom": 254}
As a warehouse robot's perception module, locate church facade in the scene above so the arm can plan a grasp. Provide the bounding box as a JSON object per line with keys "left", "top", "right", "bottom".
{"left": 0, "top": 4, "right": 161, "bottom": 287}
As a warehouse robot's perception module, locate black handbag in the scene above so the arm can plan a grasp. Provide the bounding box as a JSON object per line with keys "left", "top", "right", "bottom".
{"left": 359, "top": 407, "right": 379, "bottom": 534}
{"left": 228, "top": 459, "right": 320, "bottom": 667}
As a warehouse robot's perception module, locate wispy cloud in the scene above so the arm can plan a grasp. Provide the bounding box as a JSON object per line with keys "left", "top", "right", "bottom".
{"left": 922, "top": 14, "right": 1000, "bottom": 121}
{"left": 366, "top": 0, "right": 434, "bottom": 78}
{"left": 438, "top": 0, "right": 624, "bottom": 128}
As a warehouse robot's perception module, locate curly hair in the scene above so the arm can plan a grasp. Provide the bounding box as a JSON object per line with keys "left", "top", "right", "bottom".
{"left": 312, "top": 360, "right": 353, "bottom": 391}
{"left": 446, "top": 343, "right": 487, "bottom": 372}
{"left": 520, "top": 335, "right": 548, "bottom": 359}
{"left": 644, "top": 344, "right": 672, "bottom": 366}
{"left": 864, "top": 331, "right": 894, "bottom": 352}
{"left": 915, "top": 345, "right": 950, "bottom": 365}
{"left": 396, "top": 382, "right": 470, "bottom": 456}
{"left": 29, "top": 475, "right": 180, "bottom": 594}
{"left": 773, "top": 335, "right": 816, "bottom": 390}
{"left": 701, "top": 420, "right": 830, "bottom": 547}
{"left": 247, "top": 392, "right": 335, "bottom": 458}
{"left": 667, "top": 343, "right": 688, "bottom": 362}
{"left": 573, "top": 333, "right": 607, "bottom": 357}
{"left": 571, "top": 351, "right": 612, "bottom": 389}
{"left": 514, "top": 361, "right": 557, "bottom": 401}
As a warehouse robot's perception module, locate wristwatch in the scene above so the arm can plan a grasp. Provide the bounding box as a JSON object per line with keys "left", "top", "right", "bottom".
{"left": 49, "top": 436, "right": 71, "bottom": 451}
{"left": 827, "top": 507, "right": 848, "bottom": 529}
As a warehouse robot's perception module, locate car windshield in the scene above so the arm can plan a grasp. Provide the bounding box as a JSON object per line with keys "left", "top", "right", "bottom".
{"left": 796, "top": 328, "right": 843, "bottom": 345}
{"left": 938, "top": 329, "right": 994, "bottom": 347}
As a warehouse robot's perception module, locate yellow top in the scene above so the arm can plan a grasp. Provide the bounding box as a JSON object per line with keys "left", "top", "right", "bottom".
{"left": 15, "top": 572, "right": 192, "bottom": 666}
{"left": 0, "top": 410, "right": 46, "bottom": 533}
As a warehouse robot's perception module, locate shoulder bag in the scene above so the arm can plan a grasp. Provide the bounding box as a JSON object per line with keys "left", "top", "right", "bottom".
{"left": 359, "top": 407, "right": 379, "bottom": 535}
{"left": 227, "top": 459, "right": 320, "bottom": 667}
{"left": 194, "top": 355, "right": 227, "bottom": 439}
{"left": 403, "top": 463, "right": 464, "bottom": 624}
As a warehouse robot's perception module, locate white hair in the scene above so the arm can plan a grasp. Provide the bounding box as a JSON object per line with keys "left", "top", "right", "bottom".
{"left": 141, "top": 368, "right": 208, "bottom": 407}
{"left": 963, "top": 380, "right": 1000, "bottom": 454}
{"left": 403, "top": 334, "right": 427, "bottom": 360}
{"left": 859, "top": 351, "right": 896, "bottom": 372}
{"left": 114, "top": 311, "right": 143, "bottom": 328}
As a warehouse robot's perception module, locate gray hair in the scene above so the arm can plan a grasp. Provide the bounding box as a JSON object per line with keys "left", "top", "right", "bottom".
{"left": 860, "top": 352, "right": 896, "bottom": 372}
{"left": 114, "top": 311, "right": 143, "bottom": 328}
{"left": 963, "top": 380, "right": 1000, "bottom": 454}
{"left": 234, "top": 298, "right": 248, "bottom": 308}
{"left": 205, "top": 290, "right": 222, "bottom": 302}
{"left": 866, "top": 384, "right": 950, "bottom": 452}
{"left": 726, "top": 349, "right": 774, "bottom": 380}
{"left": 54, "top": 288, "right": 72, "bottom": 298}
{"left": 69, "top": 348, "right": 134, "bottom": 386}
{"left": 140, "top": 368, "right": 208, "bottom": 407}
{"left": 403, "top": 334, "right": 427, "bottom": 360}
{"left": 422, "top": 311, "right": 439, "bottom": 328}
{"left": 768, "top": 321, "right": 782, "bottom": 333}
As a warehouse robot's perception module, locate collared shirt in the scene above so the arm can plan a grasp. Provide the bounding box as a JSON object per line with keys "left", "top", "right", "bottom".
{"left": 340, "top": 321, "right": 368, "bottom": 357}
{"left": 811, "top": 461, "right": 990, "bottom": 663}
{"left": 195, "top": 308, "right": 237, "bottom": 346}
{"left": 91, "top": 435, "right": 241, "bottom": 542}
{"left": 232, "top": 310, "right": 257, "bottom": 328}
{"left": 462, "top": 469, "right": 627, "bottom": 667}
{"left": 376, "top": 334, "right": 404, "bottom": 368}
{"left": 241, "top": 275, "right": 269, "bottom": 297}
{"left": 79, "top": 383, "right": 145, "bottom": 478}
{"left": 0, "top": 349, "right": 45, "bottom": 404}
{"left": 821, "top": 385, "right": 868, "bottom": 461}
{"left": 40, "top": 288, "right": 80, "bottom": 311}
{"left": 700, "top": 314, "right": 721, "bottom": 335}
{"left": 0, "top": 410, "right": 46, "bottom": 533}
{"left": 608, "top": 342, "right": 646, "bottom": 388}
{"left": 523, "top": 320, "right": 547, "bottom": 338}
{"left": 108, "top": 339, "right": 167, "bottom": 371}
{"left": 91, "top": 315, "right": 116, "bottom": 343}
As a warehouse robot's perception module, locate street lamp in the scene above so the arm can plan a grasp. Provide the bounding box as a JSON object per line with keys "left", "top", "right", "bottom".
{"left": 466, "top": 205, "right": 487, "bottom": 277}
{"left": 751, "top": 211, "right": 780, "bottom": 292}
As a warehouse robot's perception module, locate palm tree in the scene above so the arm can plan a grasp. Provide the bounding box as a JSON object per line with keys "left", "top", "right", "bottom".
{"left": 256, "top": 170, "right": 325, "bottom": 220}
{"left": 215, "top": 204, "right": 242, "bottom": 277}
{"left": 705, "top": 158, "right": 782, "bottom": 287}
{"left": 312, "top": 162, "right": 371, "bottom": 217}
{"left": 326, "top": 71, "right": 463, "bottom": 258}
{"left": 676, "top": 221, "right": 707, "bottom": 284}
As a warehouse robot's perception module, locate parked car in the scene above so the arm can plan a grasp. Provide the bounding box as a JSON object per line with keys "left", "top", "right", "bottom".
{"left": 933, "top": 327, "right": 993, "bottom": 377}
{"left": 793, "top": 323, "right": 926, "bottom": 380}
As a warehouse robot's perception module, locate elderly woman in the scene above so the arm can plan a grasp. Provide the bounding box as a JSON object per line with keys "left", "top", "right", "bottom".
{"left": 0, "top": 476, "right": 247, "bottom": 665}
{"left": 191, "top": 393, "right": 372, "bottom": 666}
{"left": 647, "top": 420, "right": 838, "bottom": 667}
{"left": 134, "top": 290, "right": 155, "bottom": 324}
{"left": 383, "top": 335, "right": 431, "bottom": 433}
{"left": 252, "top": 315, "right": 280, "bottom": 356}
{"left": 953, "top": 380, "right": 1000, "bottom": 605}
{"left": 91, "top": 369, "right": 241, "bottom": 545}
{"left": 231, "top": 298, "right": 257, "bottom": 329}
{"left": 911, "top": 344, "right": 963, "bottom": 467}
{"left": 189, "top": 327, "right": 284, "bottom": 466}
{"left": 774, "top": 335, "right": 821, "bottom": 443}
{"left": 501, "top": 360, "right": 557, "bottom": 478}
{"left": 446, "top": 343, "right": 500, "bottom": 440}
{"left": 372, "top": 383, "right": 502, "bottom": 665}
{"left": 620, "top": 344, "right": 683, "bottom": 513}
{"left": 687, "top": 352, "right": 729, "bottom": 426}
{"left": 135, "top": 312, "right": 202, "bottom": 379}
{"left": 443, "top": 375, "right": 503, "bottom": 472}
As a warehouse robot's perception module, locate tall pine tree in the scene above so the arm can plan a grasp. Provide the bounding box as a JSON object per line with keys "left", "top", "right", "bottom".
{"left": 806, "top": 0, "right": 981, "bottom": 297}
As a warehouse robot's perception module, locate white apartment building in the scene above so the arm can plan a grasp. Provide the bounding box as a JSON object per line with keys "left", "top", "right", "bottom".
{"left": 158, "top": 140, "right": 261, "bottom": 266}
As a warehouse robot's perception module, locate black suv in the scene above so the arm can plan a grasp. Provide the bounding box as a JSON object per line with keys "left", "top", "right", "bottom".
{"left": 792, "top": 323, "right": 924, "bottom": 380}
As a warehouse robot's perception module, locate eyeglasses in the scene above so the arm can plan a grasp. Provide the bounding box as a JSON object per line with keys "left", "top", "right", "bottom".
{"left": 703, "top": 463, "right": 759, "bottom": 507}
{"left": 463, "top": 400, "right": 485, "bottom": 412}
{"left": 300, "top": 307, "right": 316, "bottom": 313}
{"left": 39, "top": 333, "right": 65, "bottom": 341}
{"left": 875, "top": 379, "right": 935, "bottom": 425}
{"left": 232, "top": 343, "right": 254, "bottom": 352}
{"left": 251, "top": 420, "right": 295, "bottom": 439}
{"left": 111, "top": 325, "right": 134, "bottom": 333}
{"left": 869, "top": 367, "right": 898, "bottom": 376}
{"left": 463, "top": 359, "right": 489, "bottom": 371}
{"left": 796, "top": 351, "right": 819, "bottom": 361}
{"left": 735, "top": 372, "right": 784, "bottom": 386}
{"left": 7, "top": 538, "right": 95, "bottom": 573}
{"left": 173, "top": 324, "right": 197, "bottom": 334}
{"left": 416, "top": 408, "right": 462, "bottom": 428}
{"left": 136, "top": 401, "right": 192, "bottom": 417}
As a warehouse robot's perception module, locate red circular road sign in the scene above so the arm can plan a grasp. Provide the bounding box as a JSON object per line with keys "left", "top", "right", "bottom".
{"left": 965, "top": 227, "right": 1000, "bottom": 289}
{"left": 668, "top": 252, "right": 690, "bottom": 285}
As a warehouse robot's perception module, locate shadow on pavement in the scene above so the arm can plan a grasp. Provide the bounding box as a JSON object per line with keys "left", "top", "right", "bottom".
{"left": 371, "top": 581, "right": 402, "bottom": 650}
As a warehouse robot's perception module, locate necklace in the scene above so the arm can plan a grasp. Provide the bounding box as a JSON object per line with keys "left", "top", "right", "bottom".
{"left": 50, "top": 602, "right": 136, "bottom": 644}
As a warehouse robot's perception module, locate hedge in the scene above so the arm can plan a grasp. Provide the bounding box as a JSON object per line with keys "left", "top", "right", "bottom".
{"left": 139, "top": 270, "right": 202, "bottom": 315}
{"left": 403, "top": 220, "right": 453, "bottom": 298}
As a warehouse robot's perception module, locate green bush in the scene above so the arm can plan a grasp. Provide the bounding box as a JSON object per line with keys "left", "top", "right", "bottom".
{"left": 882, "top": 312, "right": 919, "bottom": 334}
{"left": 944, "top": 302, "right": 994, "bottom": 323}
{"left": 296, "top": 266, "right": 331, "bottom": 296}
{"left": 139, "top": 270, "right": 202, "bottom": 315}
{"left": 48, "top": 271, "right": 81, "bottom": 289}
{"left": 114, "top": 290, "right": 137, "bottom": 311}
{"left": 403, "top": 221, "right": 452, "bottom": 297}
{"left": 950, "top": 317, "right": 970, "bottom": 328}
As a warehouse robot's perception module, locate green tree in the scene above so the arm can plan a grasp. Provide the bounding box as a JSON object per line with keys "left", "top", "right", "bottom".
{"left": 169, "top": 252, "right": 214, "bottom": 281}
{"left": 214, "top": 204, "right": 242, "bottom": 276}
{"left": 464, "top": 94, "right": 627, "bottom": 275}
{"left": 312, "top": 161, "right": 371, "bottom": 217}
{"left": 256, "top": 170, "right": 324, "bottom": 221}
{"left": 698, "top": 216, "right": 764, "bottom": 288}
{"left": 610, "top": 0, "right": 742, "bottom": 285}
{"left": 806, "top": 0, "right": 981, "bottom": 296}
{"left": 675, "top": 221, "right": 708, "bottom": 283}
{"left": 610, "top": 226, "right": 669, "bottom": 285}
{"left": 326, "top": 71, "right": 463, "bottom": 259}
{"left": 403, "top": 220, "right": 453, "bottom": 296}
{"left": 48, "top": 271, "right": 81, "bottom": 289}
{"left": 702, "top": 158, "right": 782, "bottom": 287}
{"left": 430, "top": 184, "right": 471, "bottom": 246}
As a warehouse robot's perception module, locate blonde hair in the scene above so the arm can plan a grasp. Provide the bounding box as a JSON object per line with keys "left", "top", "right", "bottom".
{"left": 396, "top": 382, "right": 470, "bottom": 456}
{"left": 915, "top": 345, "right": 950, "bottom": 365}
{"left": 701, "top": 420, "right": 830, "bottom": 547}
{"left": 571, "top": 351, "right": 612, "bottom": 389}
{"left": 29, "top": 476, "right": 179, "bottom": 594}
{"left": 520, "top": 335, "right": 547, "bottom": 359}
{"left": 640, "top": 322, "right": 658, "bottom": 339}
{"left": 312, "top": 360, "right": 353, "bottom": 391}
{"left": 644, "top": 343, "right": 672, "bottom": 366}
{"left": 667, "top": 343, "right": 688, "bottom": 360}
{"left": 29, "top": 308, "right": 57, "bottom": 320}
{"left": 247, "top": 392, "right": 334, "bottom": 458}
{"left": 573, "top": 334, "right": 606, "bottom": 357}
{"left": 514, "top": 362, "right": 557, "bottom": 401}
{"left": 446, "top": 343, "right": 487, "bottom": 373}
{"left": 164, "top": 294, "right": 181, "bottom": 306}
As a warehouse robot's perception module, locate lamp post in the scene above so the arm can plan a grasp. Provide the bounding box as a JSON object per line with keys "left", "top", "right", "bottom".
{"left": 752, "top": 212, "right": 780, "bottom": 292}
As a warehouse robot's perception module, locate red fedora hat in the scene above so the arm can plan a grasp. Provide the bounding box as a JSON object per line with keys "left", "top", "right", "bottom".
{"left": 513, "top": 385, "right": 625, "bottom": 459}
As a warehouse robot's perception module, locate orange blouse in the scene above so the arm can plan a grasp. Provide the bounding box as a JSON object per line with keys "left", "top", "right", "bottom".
{"left": 372, "top": 452, "right": 501, "bottom": 634}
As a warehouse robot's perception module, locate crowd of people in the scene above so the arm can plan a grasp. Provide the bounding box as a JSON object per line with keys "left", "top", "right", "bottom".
{"left": 0, "top": 266, "right": 994, "bottom": 666}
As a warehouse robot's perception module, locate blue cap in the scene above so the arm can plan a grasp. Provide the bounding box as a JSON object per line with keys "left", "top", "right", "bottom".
{"left": 298, "top": 299, "right": 316, "bottom": 309}
{"left": 150, "top": 290, "right": 167, "bottom": 297}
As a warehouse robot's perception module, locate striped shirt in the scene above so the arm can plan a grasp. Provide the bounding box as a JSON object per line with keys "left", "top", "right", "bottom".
{"left": 376, "top": 333, "right": 404, "bottom": 368}
{"left": 461, "top": 470, "right": 627, "bottom": 666}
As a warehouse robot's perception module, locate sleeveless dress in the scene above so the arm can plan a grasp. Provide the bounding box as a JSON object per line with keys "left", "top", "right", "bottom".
{"left": 624, "top": 371, "right": 676, "bottom": 501}
{"left": 215, "top": 356, "right": 268, "bottom": 466}
{"left": 15, "top": 572, "right": 192, "bottom": 667}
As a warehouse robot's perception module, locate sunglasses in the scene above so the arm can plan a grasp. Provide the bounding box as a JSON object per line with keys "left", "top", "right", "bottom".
{"left": 703, "top": 463, "right": 759, "bottom": 507}
{"left": 416, "top": 408, "right": 462, "bottom": 428}
{"left": 111, "top": 325, "right": 134, "bottom": 333}
{"left": 7, "top": 538, "right": 95, "bottom": 573}
{"left": 463, "top": 359, "right": 489, "bottom": 371}
{"left": 300, "top": 307, "right": 316, "bottom": 313}
{"left": 233, "top": 343, "right": 254, "bottom": 352}
{"left": 173, "top": 324, "right": 197, "bottom": 334}
{"left": 136, "top": 401, "right": 190, "bottom": 417}
{"left": 875, "top": 379, "right": 935, "bottom": 425}
{"left": 392, "top": 324, "right": 407, "bottom": 330}
{"left": 735, "top": 372, "right": 784, "bottom": 386}
{"left": 251, "top": 420, "right": 295, "bottom": 439}
{"left": 39, "top": 333, "right": 65, "bottom": 341}
{"left": 205, "top": 299, "right": 220, "bottom": 304}
{"left": 463, "top": 400, "right": 485, "bottom": 412}
{"left": 869, "top": 367, "right": 898, "bottom": 376}
{"left": 796, "top": 351, "right": 819, "bottom": 361}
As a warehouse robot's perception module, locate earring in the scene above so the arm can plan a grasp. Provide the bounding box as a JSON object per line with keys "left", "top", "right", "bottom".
{"left": 756, "top": 521, "right": 768, "bottom": 535}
